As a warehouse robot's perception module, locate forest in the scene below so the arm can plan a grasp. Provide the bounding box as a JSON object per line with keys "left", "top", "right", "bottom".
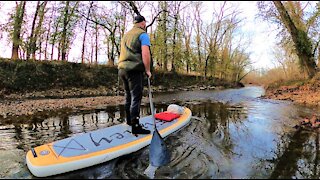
{"left": 0, "top": 1, "right": 319, "bottom": 89}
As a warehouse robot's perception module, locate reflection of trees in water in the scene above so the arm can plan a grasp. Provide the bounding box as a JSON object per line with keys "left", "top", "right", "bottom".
{"left": 187, "top": 101, "right": 246, "bottom": 131}
{"left": 251, "top": 104, "right": 320, "bottom": 179}
{"left": 6, "top": 101, "right": 249, "bottom": 178}
{"left": 187, "top": 101, "right": 247, "bottom": 150}
{"left": 149, "top": 101, "right": 249, "bottom": 178}
{"left": 258, "top": 128, "right": 320, "bottom": 179}
{"left": 12, "top": 116, "right": 48, "bottom": 150}
{"left": 58, "top": 115, "right": 71, "bottom": 139}
{"left": 11, "top": 106, "right": 128, "bottom": 152}
{"left": 9, "top": 101, "right": 247, "bottom": 152}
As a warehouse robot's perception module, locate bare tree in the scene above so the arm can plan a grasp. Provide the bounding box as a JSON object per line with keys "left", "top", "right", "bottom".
{"left": 81, "top": 1, "right": 94, "bottom": 63}
{"left": 60, "top": 1, "right": 80, "bottom": 61}
{"left": 273, "top": 1, "right": 317, "bottom": 78}
{"left": 194, "top": 2, "right": 204, "bottom": 74}
{"left": 26, "top": 1, "right": 40, "bottom": 60}
{"left": 170, "top": 1, "right": 186, "bottom": 72}
{"left": 258, "top": 1, "right": 318, "bottom": 78}
{"left": 94, "top": 18, "right": 98, "bottom": 64}
{"left": 181, "top": 3, "right": 194, "bottom": 73}
{"left": 272, "top": 46, "right": 288, "bottom": 78}
{"left": 11, "top": 1, "right": 26, "bottom": 60}
{"left": 36, "top": 1, "right": 48, "bottom": 60}
{"left": 44, "top": 2, "right": 55, "bottom": 60}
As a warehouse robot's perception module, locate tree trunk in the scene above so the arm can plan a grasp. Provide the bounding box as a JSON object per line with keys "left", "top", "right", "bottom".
{"left": 273, "top": 1, "right": 317, "bottom": 78}
{"left": 91, "top": 34, "right": 94, "bottom": 64}
{"left": 195, "top": 2, "right": 202, "bottom": 75}
{"left": 51, "top": 22, "right": 59, "bottom": 60}
{"left": 27, "top": 1, "right": 40, "bottom": 60}
{"left": 95, "top": 22, "right": 98, "bottom": 64}
{"left": 163, "top": 3, "right": 168, "bottom": 71}
{"left": 45, "top": 4, "right": 54, "bottom": 60}
{"left": 11, "top": 1, "right": 26, "bottom": 60}
{"left": 171, "top": 14, "right": 178, "bottom": 72}
{"left": 81, "top": 2, "right": 93, "bottom": 64}
{"left": 107, "top": 25, "right": 117, "bottom": 66}
{"left": 61, "top": 1, "right": 69, "bottom": 61}
{"left": 33, "top": 1, "right": 47, "bottom": 60}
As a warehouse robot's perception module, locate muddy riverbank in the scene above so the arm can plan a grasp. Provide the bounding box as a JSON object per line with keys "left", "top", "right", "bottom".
{"left": 1, "top": 80, "right": 319, "bottom": 122}
{"left": 0, "top": 95, "right": 125, "bottom": 118}
{"left": 263, "top": 85, "right": 320, "bottom": 106}
{"left": 262, "top": 78, "right": 320, "bottom": 107}
{"left": 0, "top": 84, "right": 226, "bottom": 120}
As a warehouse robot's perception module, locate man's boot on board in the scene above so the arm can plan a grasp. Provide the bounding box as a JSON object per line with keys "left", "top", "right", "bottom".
{"left": 131, "top": 117, "right": 150, "bottom": 135}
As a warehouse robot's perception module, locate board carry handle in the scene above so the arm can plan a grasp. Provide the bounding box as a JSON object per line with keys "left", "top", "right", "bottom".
{"left": 31, "top": 148, "right": 38, "bottom": 158}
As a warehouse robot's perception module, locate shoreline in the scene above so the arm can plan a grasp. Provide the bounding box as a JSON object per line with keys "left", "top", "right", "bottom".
{"left": 1, "top": 84, "right": 319, "bottom": 121}
{"left": 262, "top": 85, "right": 320, "bottom": 107}
{"left": 0, "top": 96, "right": 126, "bottom": 119}
{"left": 0, "top": 84, "right": 225, "bottom": 119}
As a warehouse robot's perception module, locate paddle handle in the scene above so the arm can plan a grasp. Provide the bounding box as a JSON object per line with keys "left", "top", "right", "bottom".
{"left": 147, "top": 77, "right": 156, "bottom": 128}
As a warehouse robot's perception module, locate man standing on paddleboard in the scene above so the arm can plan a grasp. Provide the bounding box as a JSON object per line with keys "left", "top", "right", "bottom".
{"left": 118, "top": 14, "right": 152, "bottom": 135}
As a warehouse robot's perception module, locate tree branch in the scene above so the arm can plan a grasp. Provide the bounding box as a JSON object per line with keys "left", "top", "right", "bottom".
{"left": 126, "top": 1, "right": 141, "bottom": 15}
{"left": 122, "top": 1, "right": 169, "bottom": 33}
{"left": 75, "top": 9, "right": 112, "bottom": 33}
{"left": 146, "top": 10, "right": 169, "bottom": 31}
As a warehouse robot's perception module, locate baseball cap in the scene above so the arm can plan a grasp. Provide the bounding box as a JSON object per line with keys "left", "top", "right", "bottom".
{"left": 134, "top": 15, "right": 146, "bottom": 23}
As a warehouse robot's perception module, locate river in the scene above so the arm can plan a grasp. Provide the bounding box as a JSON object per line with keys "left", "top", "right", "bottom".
{"left": 1, "top": 86, "right": 320, "bottom": 179}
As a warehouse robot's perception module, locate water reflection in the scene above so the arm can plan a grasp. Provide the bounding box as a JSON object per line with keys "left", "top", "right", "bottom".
{"left": 267, "top": 127, "right": 320, "bottom": 179}
{"left": 0, "top": 110, "right": 123, "bottom": 152}
{"left": 1, "top": 86, "right": 320, "bottom": 179}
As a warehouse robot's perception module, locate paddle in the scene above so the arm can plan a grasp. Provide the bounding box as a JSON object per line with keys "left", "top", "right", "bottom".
{"left": 147, "top": 77, "right": 171, "bottom": 166}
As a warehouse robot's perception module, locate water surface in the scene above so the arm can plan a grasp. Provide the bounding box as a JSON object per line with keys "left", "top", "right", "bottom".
{"left": 1, "top": 86, "right": 320, "bottom": 179}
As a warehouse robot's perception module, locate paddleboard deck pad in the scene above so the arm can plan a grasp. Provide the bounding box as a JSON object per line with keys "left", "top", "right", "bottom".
{"left": 26, "top": 107, "right": 192, "bottom": 177}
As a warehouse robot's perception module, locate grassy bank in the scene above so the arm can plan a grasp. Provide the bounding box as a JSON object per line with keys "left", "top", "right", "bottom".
{"left": 0, "top": 58, "right": 118, "bottom": 93}
{"left": 0, "top": 58, "right": 242, "bottom": 98}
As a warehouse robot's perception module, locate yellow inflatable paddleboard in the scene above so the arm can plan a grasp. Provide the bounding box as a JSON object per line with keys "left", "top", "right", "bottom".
{"left": 26, "top": 106, "right": 192, "bottom": 177}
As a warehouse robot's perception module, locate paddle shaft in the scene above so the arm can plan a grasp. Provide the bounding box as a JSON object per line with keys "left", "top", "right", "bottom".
{"left": 147, "top": 77, "right": 157, "bottom": 129}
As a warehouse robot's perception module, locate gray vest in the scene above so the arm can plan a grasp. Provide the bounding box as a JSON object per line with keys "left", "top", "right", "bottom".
{"left": 118, "top": 25, "right": 146, "bottom": 71}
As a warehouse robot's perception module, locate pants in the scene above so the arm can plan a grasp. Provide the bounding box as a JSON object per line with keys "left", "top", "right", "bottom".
{"left": 119, "top": 69, "right": 144, "bottom": 122}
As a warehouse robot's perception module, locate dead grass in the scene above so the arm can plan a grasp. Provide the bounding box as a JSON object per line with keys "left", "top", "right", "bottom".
{"left": 263, "top": 72, "right": 320, "bottom": 106}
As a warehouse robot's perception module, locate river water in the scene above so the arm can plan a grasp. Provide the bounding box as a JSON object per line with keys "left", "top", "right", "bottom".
{"left": 1, "top": 86, "right": 320, "bottom": 179}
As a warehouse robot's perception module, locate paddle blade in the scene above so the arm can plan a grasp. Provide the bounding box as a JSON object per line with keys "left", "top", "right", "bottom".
{"left": 149, "top": 128, "right": 171, "bottom": 167}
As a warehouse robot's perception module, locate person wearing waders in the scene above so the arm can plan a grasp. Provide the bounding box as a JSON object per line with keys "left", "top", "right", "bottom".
{"left": 118, "top": 14, "right": 151, "bottom": 135}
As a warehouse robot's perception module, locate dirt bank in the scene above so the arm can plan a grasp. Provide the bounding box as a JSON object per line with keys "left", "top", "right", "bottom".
{"left": 1, "top": 80, "right": 318, "bottom": 121}
{"left": 263, "top": 85, "right": 320, "bottom": 106}
{"left": 0, "top": 96, "right": 126, "bottom": 118}
{"left": 0, "top": 83, "right": 228, "bottom": 120}
{"left": 262, "top": 75, "right": 320, "bottom": 107}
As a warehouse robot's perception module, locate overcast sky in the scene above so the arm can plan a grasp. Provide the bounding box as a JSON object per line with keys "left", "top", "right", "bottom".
{"left": 226, "top": 1, "right": 278, "bottom": 70}
{"left": 0, "top": 1, "right": 278, "bottom": 70}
